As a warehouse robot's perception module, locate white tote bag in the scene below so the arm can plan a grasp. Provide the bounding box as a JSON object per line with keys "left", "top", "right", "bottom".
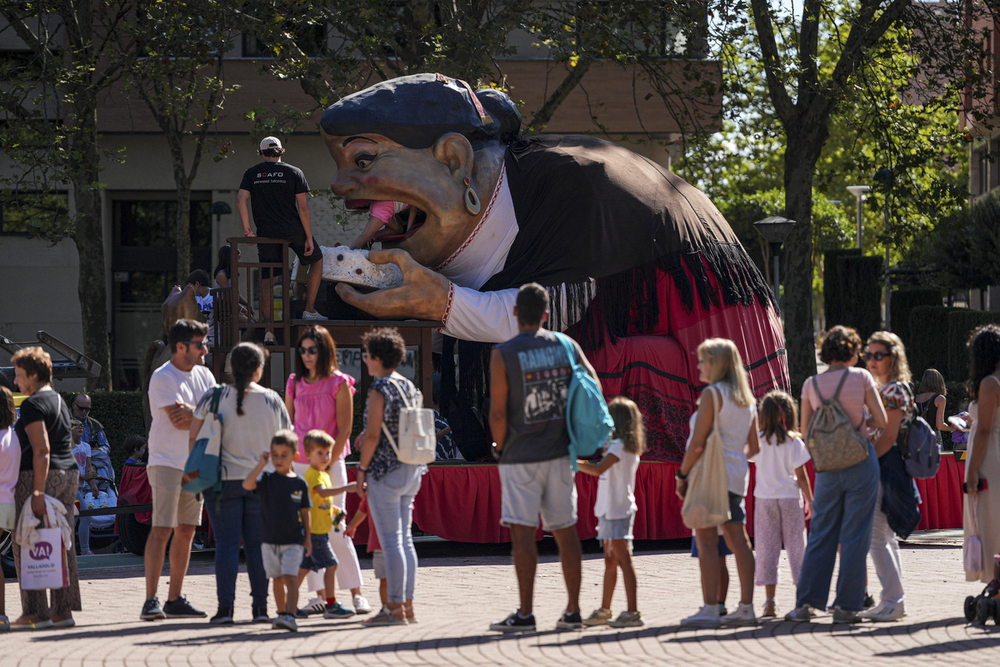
{"left": 20, "top": 527, "right": 69, "bottom": 590}
{"left": 965, "top": 496, "right": 983, "bottom": 575}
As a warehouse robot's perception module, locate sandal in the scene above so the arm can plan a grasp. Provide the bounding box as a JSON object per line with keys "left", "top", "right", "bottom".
{"left": 362, "top": 605, "right": 406, "bottom": 627}
{"left": 404, "top": 603, "right": 417, "bottom": 624}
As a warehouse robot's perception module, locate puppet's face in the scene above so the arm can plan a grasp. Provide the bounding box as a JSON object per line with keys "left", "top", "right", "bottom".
{"left": 323, "top": 131, "right": 479, "bottom": 268}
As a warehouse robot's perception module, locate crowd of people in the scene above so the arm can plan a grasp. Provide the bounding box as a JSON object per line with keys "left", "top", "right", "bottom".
{"left": 1, "top": 284, "right": 998, "bottom": 635}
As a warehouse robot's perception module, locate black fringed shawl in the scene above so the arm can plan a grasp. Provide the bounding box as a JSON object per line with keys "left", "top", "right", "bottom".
{"left": 441, "top": 135, "right": 774, "bottom": 435}
{"left": 484, "top": 135, "right": 773, "bottom": 348}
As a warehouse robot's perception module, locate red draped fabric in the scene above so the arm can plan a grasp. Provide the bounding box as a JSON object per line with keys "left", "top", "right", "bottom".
{"left": 582, "top": 264, "right": 789, "bottom": 463}
{"left": 344, "top": 455, "right": 967, "bottom": 545}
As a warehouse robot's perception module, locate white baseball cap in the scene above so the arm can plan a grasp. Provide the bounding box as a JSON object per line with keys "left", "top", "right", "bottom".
{"left": 259, "top": 136, "right": 282, "bottom": 151}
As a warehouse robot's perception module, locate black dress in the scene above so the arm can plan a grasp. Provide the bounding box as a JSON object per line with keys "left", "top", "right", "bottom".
{"left": 915, "top": 393, "right": 943, "bottom": 446}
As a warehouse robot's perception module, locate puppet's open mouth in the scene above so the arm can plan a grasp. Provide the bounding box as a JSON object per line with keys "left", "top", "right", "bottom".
{"left": 346, "top": 199, "right": 427, "bottom": 244}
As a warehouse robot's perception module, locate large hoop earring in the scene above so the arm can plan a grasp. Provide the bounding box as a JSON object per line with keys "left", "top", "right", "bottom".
{"left": 463, "top": 177, "right": 481, "bottom": 216}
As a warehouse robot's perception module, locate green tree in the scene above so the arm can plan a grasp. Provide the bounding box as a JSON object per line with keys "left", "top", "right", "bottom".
{"left": 705, "top": 0, "right": 985, "bottom": 386}
{"left": 0, "top": 1, "right": 137, "bottom": 390}
{"left": 118, "top": 1, "right": 237, "bottom": 278}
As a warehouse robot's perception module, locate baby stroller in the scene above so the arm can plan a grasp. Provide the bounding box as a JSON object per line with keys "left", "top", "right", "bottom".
{"left": 77, "top": 446, "right": 120, "bottom": 554}
{"left": 964, "top": 553, "right": 1000, "bottom": 626}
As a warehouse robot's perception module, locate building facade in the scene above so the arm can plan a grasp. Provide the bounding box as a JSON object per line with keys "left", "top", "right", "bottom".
{"left": 0, "top": 22, "right": 720, "bottom": 390}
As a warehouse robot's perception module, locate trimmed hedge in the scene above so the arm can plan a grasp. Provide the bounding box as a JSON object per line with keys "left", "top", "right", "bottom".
{"left": 891, "top": 288, "right": 942, "bottom": 349}
{"left": 944, "top": 381, "right": 969, "bottom": 421}
{"left": 947, "top": 310, "right": 1000, "bottom": 384}
{"left": 908, "top": 306, "right": 960, "bottom": 379}
{"left": 823, "top": 248, "right": 862, "bottom": 330}
{"left": 60, "top": 391, "right": 146, "bottom": 476}
{"left": 840, "top": 255, "right": 883, "bottom": 342}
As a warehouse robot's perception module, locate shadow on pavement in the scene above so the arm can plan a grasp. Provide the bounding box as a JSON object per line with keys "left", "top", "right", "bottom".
{"left": 661, "top": 616, "right": 977, "bottom": 643}
{"left": 295, "top": 627, "right": 578, "bottom": 658}
{"left": 24, "top": 618, "right": 359, "bottom": 644}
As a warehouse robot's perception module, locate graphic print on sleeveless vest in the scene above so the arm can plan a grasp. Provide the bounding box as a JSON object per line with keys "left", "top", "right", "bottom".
{"left": 518, "top": 345, "right": 572, "bottom": 424}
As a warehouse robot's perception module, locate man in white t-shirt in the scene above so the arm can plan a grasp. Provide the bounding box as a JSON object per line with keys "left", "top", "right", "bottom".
{"left": 141, "top": 318, "right": 216, "bottom": 622}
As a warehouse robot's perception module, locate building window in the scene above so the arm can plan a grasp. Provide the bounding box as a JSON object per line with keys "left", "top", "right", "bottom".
{"left": 0, "top": 191, "right": 69, "bottom": 237}
{"left": 242, "top": 23, "right": 327, "bottom": 58}
{"left": 113, "top": 199, "right": 212, "bottom": 248}
{"left": 111, "top": 196, "right": 213, "bottom": 391}
{"left": 980, "top": 148, "right": 990, "bottom": 196}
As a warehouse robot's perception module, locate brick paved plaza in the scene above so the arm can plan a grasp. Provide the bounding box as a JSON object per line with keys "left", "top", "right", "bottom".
{"left": 2, "top": 534, "right": 998, "bottom": 666}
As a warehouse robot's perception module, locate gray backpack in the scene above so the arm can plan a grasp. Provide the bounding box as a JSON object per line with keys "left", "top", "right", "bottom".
{"left": 805, "top": 370, "right": 870, "bottom": 472}
{"left": 899, "top": 385, "right": 941, "bottom": 479}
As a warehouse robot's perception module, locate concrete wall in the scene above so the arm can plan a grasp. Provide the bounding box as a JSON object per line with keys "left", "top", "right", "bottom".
{"left": 0, "top": 236, "right": 86, "bottom": 391}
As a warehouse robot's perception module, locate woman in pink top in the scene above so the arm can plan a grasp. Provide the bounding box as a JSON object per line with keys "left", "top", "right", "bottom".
{"left": 285, "top": 325, "right": 371, "bottom": 615}
{"left": 785, "top": 326, "right": 887, "bottom": 623}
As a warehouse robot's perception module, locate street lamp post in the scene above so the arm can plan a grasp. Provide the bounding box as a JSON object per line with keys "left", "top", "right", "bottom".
{"left": 753, "top": 215, "right": 797, "bottom": 312}
{"left": 846, "top": 185, "right": 871, "bottom": 251}
{"left": 874, "top": 168, "right": 894, "bottom": 331}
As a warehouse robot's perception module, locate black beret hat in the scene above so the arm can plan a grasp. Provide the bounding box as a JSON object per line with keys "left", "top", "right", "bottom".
{"left": 321, "top": 73, "right": 522, "bottom": 149}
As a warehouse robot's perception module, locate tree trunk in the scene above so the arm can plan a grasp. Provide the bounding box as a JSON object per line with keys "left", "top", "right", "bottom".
{"left": 782, "top": 132, "right": 825, "bottom": 389}
{"left": 68, "top": 93, "right": 112, "bottom": 391}
{"left": 175, "top": 173, "right": 191, "bottom": 280}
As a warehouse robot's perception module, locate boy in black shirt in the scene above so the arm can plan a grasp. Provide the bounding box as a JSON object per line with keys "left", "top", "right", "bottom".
{"left": 243, "top": 430, "right": 311, "bottom": 631}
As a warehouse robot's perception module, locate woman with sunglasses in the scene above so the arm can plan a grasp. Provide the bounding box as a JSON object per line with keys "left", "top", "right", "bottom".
{"left": 862, "top": 331, "right": 916, "bottom": 622}
{"left": 786, "top": 326, "right": 886, "bottom": 623}
{"left": 285, "top": 326, "right": 370, "bottom": 615}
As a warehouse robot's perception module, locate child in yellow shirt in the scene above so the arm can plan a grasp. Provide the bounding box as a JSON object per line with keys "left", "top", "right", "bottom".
{"left": 297, "top": 430, "right": 356, "bottom": 619}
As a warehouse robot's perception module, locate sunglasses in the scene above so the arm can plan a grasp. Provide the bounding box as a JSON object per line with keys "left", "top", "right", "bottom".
{"left": 181, "top": 341, "right": 208, "bottom": 350}
{"left": 864, "top": 351, "right": 891, "bottom": 362}
{"left": 298, "top": 346, "right": 319, "bottom": 356}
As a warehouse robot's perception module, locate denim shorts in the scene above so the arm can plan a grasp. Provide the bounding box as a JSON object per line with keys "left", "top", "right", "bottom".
{"left": 597, "top": 514, "right": 635, "bottom": 542}
{"left": 300, "top": 533, "right": 338, "bottom": 571}
{"left": 726, "top": 492, "right": 746, "bottom": 524}
{"left": 262, "top": 543, "right": 304, "bottom": 579}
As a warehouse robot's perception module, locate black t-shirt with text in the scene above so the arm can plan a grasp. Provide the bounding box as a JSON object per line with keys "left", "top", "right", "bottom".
{"left": 16, "top": 389, "right": 74, "bottom": 472}
{"left": 239, "top": 161, "right": 310, "bottom": 237}
{"left": 255, "top": 471, "right": 311, "bottom": 545}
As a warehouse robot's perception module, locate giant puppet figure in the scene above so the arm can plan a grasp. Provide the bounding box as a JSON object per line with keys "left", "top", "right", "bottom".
{"left": 323, "top": 74, "right": 788, "bottom": 461}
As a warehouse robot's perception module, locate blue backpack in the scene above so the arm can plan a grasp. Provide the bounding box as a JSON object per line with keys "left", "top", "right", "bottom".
{"left": 553, "top": 332, "right": 614, "bottom": 471}
{"left": 182, "top": 385, "right": 224, "bottom": 494}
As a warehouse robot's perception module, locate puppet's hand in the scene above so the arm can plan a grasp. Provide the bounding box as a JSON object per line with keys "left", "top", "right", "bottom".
{"left": 335, "top": 249, "right": 450, "bottom": 321}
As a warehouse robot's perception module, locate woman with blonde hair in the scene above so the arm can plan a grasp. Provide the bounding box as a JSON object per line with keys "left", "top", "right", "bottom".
{"left": 861, "top": 330, "right": 918, "bottom": 622}
{"left": 786, "top": 326, "right": 885, "bottom": 623}
{"left": 676, "top": 338, "right": 761, "bottom": 628}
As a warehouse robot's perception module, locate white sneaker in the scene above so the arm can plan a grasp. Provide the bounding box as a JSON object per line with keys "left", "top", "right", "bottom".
{"left": 301, "top": 310, "right": 325, "bottom": 321}
{"left": 681, "top": 604, "right": 720, "bottom": 628}
{"left": 863, "top": 603, "right": 905, "bottom": 622}
{"left": 784, "top": 604, "right": 816, "bottom": 622}
{"left": 300, "top": 596, "right": 325, "bottom": 616}
{"left": 353, "top": 594, "right": 372, "bottom": 614}
{"left": 720, "top": 602, "right": 758, "bottom": 626}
